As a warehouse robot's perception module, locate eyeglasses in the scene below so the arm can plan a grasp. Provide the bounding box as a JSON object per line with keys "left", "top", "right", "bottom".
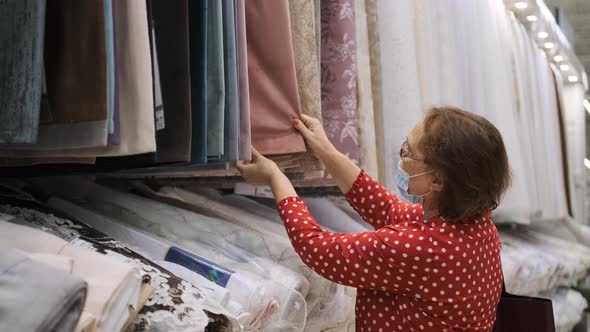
{"left": 400, "top": 140, "right": 424, "bottom": 162}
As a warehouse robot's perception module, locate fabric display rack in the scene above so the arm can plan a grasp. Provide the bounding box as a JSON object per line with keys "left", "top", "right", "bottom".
{"left": 2, "top": 0, "right": 590, "bottom": 331}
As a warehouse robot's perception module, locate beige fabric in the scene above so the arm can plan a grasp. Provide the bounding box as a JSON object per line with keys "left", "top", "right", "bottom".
{"left": 354, "top": 0, "right": 379, "bottom": 179}
{"left": 0, "top": 219, "right": 142, "bottom": 332}
{"left": 1, "top": 0, "right": 155, "bottom": 158}
{"left": 287, "top": 0, "right": 323, "bottom": 174}
{"left": 365, "top": 0, "right": 385, "bottom": 184}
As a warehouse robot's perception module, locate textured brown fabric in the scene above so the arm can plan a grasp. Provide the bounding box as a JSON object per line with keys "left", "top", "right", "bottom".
{"left": 44, "top": 0, "right": 107, "bottom": 123}
{"left": 246, "top": 0, "right": 306, "bottom": 155}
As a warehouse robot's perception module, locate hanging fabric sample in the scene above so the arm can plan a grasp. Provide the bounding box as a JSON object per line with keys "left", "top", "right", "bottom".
{"left": 235, "top": 0, "right": 251, "bottom": 161}
{"left": 105, "top": 0, "right": 117, "bottom": 145}
{"left": 105, "top": 1, "right": 121, "bottom": 145}
{"left": 189, "top": 0, "right": 208, "bottom": 164}
{"left": 0, "top": 0, "right": 108, "bottom": 151}
{"left": 373, "top": 0, "right": 422, "bottom": 190}
{"left": 287, "top": 0, "right": 324, "bottom": 174}
{"left": 0, "top": 0, "right": 46, "bottom": 144}
{"left": 0, "top": 249, "right": 88, "bottom": 332}
{"left": 151, "top": 0, "right": 192, "bottom": 163}
{"left": 246, "top": 0, "right": 306, "bottom": 155}
{"left": 365, "top": 0, "right": 385, "bottom": 183}
{"left": 0, "top": 0, "right": 156, "bottom": 158}
{"left": 551, "top": 65, "right": 574, "bottom": 217}
{"left": 354, "top": 0, "right": 379, "bottom": 179}
{"left": 221, "top": 0, "right": 240, "bottom": 162}
{"left": 0, "top": 184, "right": 215, "bottom": 332}
{"left": 36, "top": 0, "right": 109, "bottom": 149}
{"left": 320, "top": 0, "right": 359, "bottom": 164}
{"left": 207, "top": 0, "right": 226, "bottom": 160}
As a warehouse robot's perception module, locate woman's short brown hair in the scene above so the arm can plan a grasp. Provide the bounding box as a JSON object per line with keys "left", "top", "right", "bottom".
{"left": 419, "top": 107, "right": 511, "bottom": 220}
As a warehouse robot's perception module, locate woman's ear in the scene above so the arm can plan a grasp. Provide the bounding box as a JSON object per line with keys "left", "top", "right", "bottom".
{"left": 430, "top": 171, "right": 445, "bottom": 192}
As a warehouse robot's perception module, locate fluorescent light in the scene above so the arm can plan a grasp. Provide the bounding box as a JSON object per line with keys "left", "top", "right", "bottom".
{"left": 538, "top": 31, "right": 549, "bottom": 39}
{"left": 560, "top": 64, "right": 570, "bottom": 71}
{"left": 585, "top": 158, "right": 590, "bottom": 170}
{"left": 515, "top": 2, "right": 528, "bottom": 9}
{"left": 568, "top": 75, "right": 579, "bottom": 83}
{"left": 584, "top": 99, "right": 590, "bottom": 115}
{"left": 544, "top": 42, "right": 555, "bottom": 49}
{"left": 554, "top": 55, "right": 564, "bottom": 62}
{"left": 526, "top": 15, "right": 537, "bottom": 22}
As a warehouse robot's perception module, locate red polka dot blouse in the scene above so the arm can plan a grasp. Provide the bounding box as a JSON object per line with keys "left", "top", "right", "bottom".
{"left": 277, "top": 170, "right": 503, "bottom": 332}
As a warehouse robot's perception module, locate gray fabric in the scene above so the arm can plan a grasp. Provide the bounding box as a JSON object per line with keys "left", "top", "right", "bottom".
{"left": 221, "top": 0, "right": 239, "bottom": 162}
{"left": 206, "top": 0, "right": 225, "bottom": 159}
{"left": 0, "top": 0, "right": 46, "bottom": 144}
{"left": 0, "top": 249, "right": 87, "bottom": 332}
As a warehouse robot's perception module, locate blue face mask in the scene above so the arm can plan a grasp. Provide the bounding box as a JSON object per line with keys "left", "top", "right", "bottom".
{"left": 396, "top": 161, "right": 434, "bottom": 204}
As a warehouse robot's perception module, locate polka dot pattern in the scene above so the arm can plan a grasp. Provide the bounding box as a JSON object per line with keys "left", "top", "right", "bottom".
{"left": 277, "top": 171, "right": 503, "bottom": 331}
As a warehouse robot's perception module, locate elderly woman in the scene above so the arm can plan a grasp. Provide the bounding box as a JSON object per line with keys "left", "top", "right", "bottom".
{"left": 236, "top": 107, "right": 510, "bottom": 331}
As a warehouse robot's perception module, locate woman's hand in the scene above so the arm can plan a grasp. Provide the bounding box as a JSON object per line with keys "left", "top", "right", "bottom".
{"left": 236, "top": 147, "right": 282, "bottom": 186}
{"left": 293, "top": 114, "right": 336, "bottom": 160}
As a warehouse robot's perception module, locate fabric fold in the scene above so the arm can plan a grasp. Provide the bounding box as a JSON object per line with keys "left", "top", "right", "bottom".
{"left": 0, "top": 249, "right": 87, "bottom": 332}
{"left": 246, "top": 0, "right": 306, "bottom": 155}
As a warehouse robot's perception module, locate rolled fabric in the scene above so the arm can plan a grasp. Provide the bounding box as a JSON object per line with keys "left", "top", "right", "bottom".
{"left": 0, "top": 249, "right": 87, "bottom": 332}
{"left": 0, "top": 218, "right": 142, "bottom": 332}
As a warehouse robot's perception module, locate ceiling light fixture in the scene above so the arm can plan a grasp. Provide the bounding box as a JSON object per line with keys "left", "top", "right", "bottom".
{"left": 568, "top": 75, "right": 579, "bottom": 83}
{"left": 515, "top": 2, "right": 528, "bottom": 9}
{"left": 560, "top": 64, "right": 570, "bottom": 71}
{"left": 538, "top": 31, "right": 549, "bottom": 39}
{"left": 554, "top": 55, "right": 564, "bottom": 62}
{"left": 544, "top": 42, "right": 555, "bottom": 49}
{"left": 526, "top": 15, "right": 537, "bottom": 22}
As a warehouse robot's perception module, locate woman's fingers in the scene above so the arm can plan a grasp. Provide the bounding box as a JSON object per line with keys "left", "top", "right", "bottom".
{"left": 300, "top": 114, "right": 317, "bottom": 127}
{"left": 293, "top": 118, "right": 314, "bottom": 140}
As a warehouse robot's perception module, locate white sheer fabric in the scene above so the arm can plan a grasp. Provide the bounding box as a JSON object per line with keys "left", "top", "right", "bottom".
{"left": 374, "top": 0, "right": 423, "bottom": 191}
{"left": 562, "top": 83, "right": 587, "bottom": 225}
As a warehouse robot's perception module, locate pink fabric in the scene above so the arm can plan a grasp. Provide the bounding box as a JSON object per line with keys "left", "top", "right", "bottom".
{"left": 245, "top": 0, "right": 306, "bottom": 156}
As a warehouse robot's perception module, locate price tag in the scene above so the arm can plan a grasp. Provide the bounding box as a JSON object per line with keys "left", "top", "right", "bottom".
{"left": 234, "top": 183, "right": 274, "bottom": 198}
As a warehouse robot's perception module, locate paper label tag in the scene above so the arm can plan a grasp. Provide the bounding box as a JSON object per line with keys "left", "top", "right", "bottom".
{"left": 155, "top": 108, "right": 165, "bottom": 131}
{"left": 165, "top": 246, "right": 234, "bottom": 287}
{"left": 234, "top": 183, "right": 274, "bottom": 198}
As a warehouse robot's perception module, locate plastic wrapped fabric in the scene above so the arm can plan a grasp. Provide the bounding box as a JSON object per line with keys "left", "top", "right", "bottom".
{"left": 34, "top": 177, "right": 307, "bottom": 332}
{"left": 141, "top": 186, "right": 356, "bottom": 331}
{"left": 46, "top": 196, "right": 266, "bottom": 331}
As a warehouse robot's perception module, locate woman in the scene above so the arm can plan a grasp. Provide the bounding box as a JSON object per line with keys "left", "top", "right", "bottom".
{"left": 236, "top": 107, "right": 510, "bottom": 331}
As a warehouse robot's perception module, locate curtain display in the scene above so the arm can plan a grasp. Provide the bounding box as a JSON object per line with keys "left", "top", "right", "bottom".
{"left": 0, "top": 0, "right": 589, "bottom": 331}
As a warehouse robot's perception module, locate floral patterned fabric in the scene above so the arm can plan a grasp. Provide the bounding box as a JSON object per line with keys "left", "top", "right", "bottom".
{"left": 0, "top": 183, "right": 229, "bottom": 332}
{"left": 319, "top": 0, "right": 359, "bottom": 167}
